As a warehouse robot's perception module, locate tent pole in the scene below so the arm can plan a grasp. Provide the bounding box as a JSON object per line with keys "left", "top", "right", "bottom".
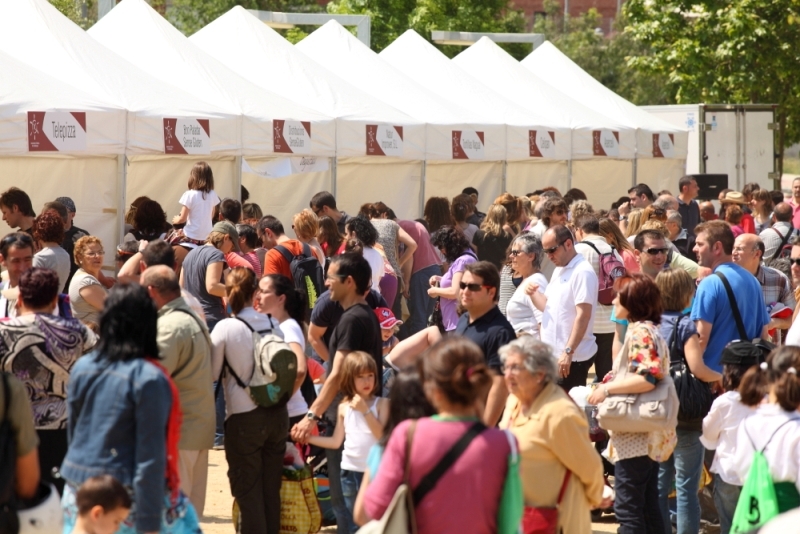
{"left": 419, "top": 160, "right": 426, "bottom": 219}
{"left": 632, "top": 158, "right": 637, "bottom": 187}
{"left": 331, "top": 157, "right": 337, "bottom": 197}
{"left": 567, "top": 159, "right": 572, "bottom": 191}
{"left": 235, "top": 156, "right": 243, "bottom": 202}
{"left": 502, "top": 160, "right": 507, "bottom": 193}
{"left": 117, "top": 154, "right": 127, "bottom": 246}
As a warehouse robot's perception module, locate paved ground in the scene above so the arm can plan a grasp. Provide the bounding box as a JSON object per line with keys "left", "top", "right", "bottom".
{"left": 198, "top": 449, "right": 620, "bottom": 534}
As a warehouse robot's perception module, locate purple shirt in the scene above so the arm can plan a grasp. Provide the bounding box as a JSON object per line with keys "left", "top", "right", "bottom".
{"left": 440, "top": 252, "right": 476, "bottom": 331}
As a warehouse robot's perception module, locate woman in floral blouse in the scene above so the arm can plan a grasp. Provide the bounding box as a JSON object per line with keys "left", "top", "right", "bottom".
{"left": 588, "top": 273, "right": 676, "bottom": 534}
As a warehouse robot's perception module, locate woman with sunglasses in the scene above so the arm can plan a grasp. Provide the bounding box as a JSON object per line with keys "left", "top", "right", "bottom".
{"left": 428, "top": 226, "right": 476, "bottom": 332}
{"left": 505, "top": 233, "right": 548, "bottom": 337}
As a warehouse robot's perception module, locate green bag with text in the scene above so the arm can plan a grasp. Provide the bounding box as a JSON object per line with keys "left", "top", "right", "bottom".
{"left": 730, "top": 450, "right": 779, "bottom": 533}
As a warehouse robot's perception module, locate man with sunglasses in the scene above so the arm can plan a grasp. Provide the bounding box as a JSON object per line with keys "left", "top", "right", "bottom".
{"left": 0, "top": 232, "right": 34, "bottom": 319}
{"left": 527, "top": 225, "right": 598, "bottom": 391}
{"left": 691, "top": 221, "right": 770, "bottom": 373}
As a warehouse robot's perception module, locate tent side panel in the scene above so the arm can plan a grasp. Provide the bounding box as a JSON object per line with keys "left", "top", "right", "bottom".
{"left": 636, "top": 159, "right": 687, "bottom": 197}
{"left": 506, "top": 160, "right": 569, "bottom": 198}
{"left": 571, "top": 159, "right": 634, "bottom": 212}
{"left": 425, "top": 161, "right": 504, "bottom": 213}
{"left": 336, "top": 158, "right": 423, "bottom": 221}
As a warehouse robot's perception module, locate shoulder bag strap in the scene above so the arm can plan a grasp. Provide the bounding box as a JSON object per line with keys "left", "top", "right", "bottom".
{"left": 760, "top": 417, "right": 800, "bottom": 453}
{"left": 275, "top": 244, "right": 294, "bottom": 265}
{"left": 579, "top": 240, "right": 601, "bottom": 256}
{"left": 714, "top": 272, "right": 749, "bottom": 340}
{"left": 771, "top": 227, "right": 791, "bottom": 262}
{"left": 412, "top": 421, "right": 486, "bottom": 505}
{"left": 403, "top": 420, "right": 417, "bottom": 486}
{"left": 556, "top": 471, "right": 572, "bottom": 505}
{"left": 669, "top": 313, "right": 690, "bottom": 366}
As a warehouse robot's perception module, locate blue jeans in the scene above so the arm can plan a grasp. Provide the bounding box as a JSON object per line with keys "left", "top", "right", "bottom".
{"left": 400, "top": 264, "right": 439, "bottom": 338}
{"left": 615, "top": 455, "right": 664, "bottom": 534}
{"left": 340, "top": 469, "right": 364, "bottom": 534}
{"left": 326, "top": 447, "right": 355, "bottom": 534}
{"left": 658, "top": 429, "right": 704, "bottom": 534}
{"left": 713, "top": 473, "right": 741, "bottom": 534}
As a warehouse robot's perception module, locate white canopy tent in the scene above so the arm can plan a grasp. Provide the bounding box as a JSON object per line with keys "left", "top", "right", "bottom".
{"left": 380, "top": 29, "right": 571, "bottom": 196}
{"left": 453, "top": 37, "right": 637, "bottom": 210}
{"left": 190, "top": 6, "right": 426, "bottom": 221}
{"left": 89, "top": 0, "right": 337, "bottom": 225}
{"left": 522, "top": 41, "right": 689, "bottom": 194}
{"left": 297, "top": 21, "right": 508, "bottom": 213}
{"left": 0, "top": 0, "right": 240, "bottom": 250}
{"left": 0, "top": 49, "right": 127, "bottom": 254}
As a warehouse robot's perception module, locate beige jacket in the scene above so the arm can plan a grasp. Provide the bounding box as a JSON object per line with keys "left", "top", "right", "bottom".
{"left": 500, "top": 383, "right": 605, "bottom": 534}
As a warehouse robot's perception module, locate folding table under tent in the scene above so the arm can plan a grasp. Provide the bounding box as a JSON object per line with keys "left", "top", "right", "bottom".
{"left": 453, "top": 38, "right": 637, "bottom": 212}
{"left": 0, "top": 0, "right": 241, "bottom": 252}
{"left": 0, "top": 49, "right": 127, "bottom": 258}
{"left": 89, "top": 0, "right": 337, "bottom": 227}
{"left": 522, "top": 41, "right": 689, "bottom": 195}
{"left": 297, "top": 21, "right": 508, "bottom": 215}
{"left": 380, "top": 30, "right": 572, "bottom": 199}
{"left": 190, "top": 6, "right": 426, "bottom": 221}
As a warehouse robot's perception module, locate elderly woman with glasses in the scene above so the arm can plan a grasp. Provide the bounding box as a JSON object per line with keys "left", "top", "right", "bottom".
{"left": 499, "top": 337, "right": 608, "bottom": 534}
{"left": 68, "top": 235, "right": 109, "bottom": 324}
{"left": 504, "top": 233, "right": 548, "bottom": 337}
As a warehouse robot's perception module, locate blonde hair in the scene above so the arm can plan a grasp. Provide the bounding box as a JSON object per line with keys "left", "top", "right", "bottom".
{"left": 569, "top": 200, "right": 594, "bottom": 221}
{"left": 206, "top": 231, "right": 227, "bottom": 249}
{"left": 599, "top": 218, "right": 634, "bottom": 253}
{"left": 480, "top": 204, "right": 508, "bottom": 237}
{"left": 624, "top": 209, "right": 645, "bottom": 238}
{"left": 292, "top": 209, "right": 319, "bottom": 242}
{"left": 655, "top": 268, "right": 694, "bottom": 311}
{"left": 74, "top": 236, "right": 103, "bottom": 266}
{"left": 339, "top": 351, "right": 378, "bottom": 401}
{"left": 640, "top": 220, "right": 670, "bottom": 239}
{"left": 225, "top": 267, "right": 258, "bottom": 315}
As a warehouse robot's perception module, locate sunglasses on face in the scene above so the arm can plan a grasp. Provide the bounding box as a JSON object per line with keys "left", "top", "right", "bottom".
{"left": 509, "top": 250, "right": 524, "bottom": 257}
{"left": 644, "top": 247, "right": 669, "bottom": 256}
{"left": 459, "top": 282, "right": 486, "bottom": 292}
{"left": 543, "top": 243, "right": 563, "bottom": 254}
{"left": 790, "top": 259, "right": 800, "bottom": 267}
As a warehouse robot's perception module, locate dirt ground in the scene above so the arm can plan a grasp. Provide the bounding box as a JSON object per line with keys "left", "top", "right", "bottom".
{"left": 198, "top": 449, "right": 619, "bottom": 534}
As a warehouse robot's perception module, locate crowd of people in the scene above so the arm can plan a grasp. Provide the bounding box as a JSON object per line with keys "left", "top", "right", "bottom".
{"left": 5, "top": 163, "right": 800, "bottom": 534}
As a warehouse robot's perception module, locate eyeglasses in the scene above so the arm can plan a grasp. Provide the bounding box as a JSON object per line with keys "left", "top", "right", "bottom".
{"left": 509, "top": 250, "right": 524, "bottom": 257}
{"left": 326, "top": 273, "right": 346, "bottom": 282}
{"left": 459, "top": 282, "right": 486, "bottom": 292}
{"left": 790, "top": 259, "right": 800, "bottom": 267}
{"left": 501, "top": 364, "right": 525, "bottom": 375}
{"left": 543, "top": 243, "right": 563, "bottom": 254}
{"left": 84, "top": 251, "right": 105, "bottom": 258}
{"left": 644, "top": 247, "right": 668, "bottom": 256}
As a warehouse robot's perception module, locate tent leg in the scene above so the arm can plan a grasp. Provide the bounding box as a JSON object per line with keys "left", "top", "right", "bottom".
{"left": 235, "top": 156, "right": 243, "bottom": 202}
{"left": 502, "top": 160, "right": 507, "bottom": 193}
{"left": 419, "top": 160, "right": 426, "bottom": 219}
{"left": 331, "top": 157, "right": 337, "bottom": 197}
{"left": 632, "top": 158, "right": 637, "bottom": 187}
{"left": 567, "top": 159, "right": 573, "bottom": 191}
{"left": 117, "top": 154, "right": 127, "bottom": 246}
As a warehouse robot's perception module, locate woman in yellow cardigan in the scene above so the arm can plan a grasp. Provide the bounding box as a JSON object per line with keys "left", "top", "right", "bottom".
{"left": 499, "top": 337, "right": 609, "bottom": 534}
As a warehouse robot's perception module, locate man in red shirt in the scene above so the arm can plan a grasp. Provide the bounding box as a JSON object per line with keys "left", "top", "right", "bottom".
{"left": 257, "top": 216, "right": 304, "bottom": 280}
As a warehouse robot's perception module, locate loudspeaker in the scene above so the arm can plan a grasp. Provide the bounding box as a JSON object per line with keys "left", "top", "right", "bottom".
{"left": 692, "top": 174, "right": 728, "bottom": 200}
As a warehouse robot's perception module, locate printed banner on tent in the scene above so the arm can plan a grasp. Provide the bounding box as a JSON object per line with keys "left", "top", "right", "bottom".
{"left": 163, "top": 118, "right": 210, "bottom": 155}
{"left": 529, "top": 130, "right": 556, "bottom": 158}
{"left": 28, "top": 112, "right": 86, "bottom": 152}
{"left": 242, "top": 157, "right": 329, "bottom": 179}
{"left": 452, "top": 130, "right": 485, "bottom": 160}
{"left": 366, "top": 124, "right": 404, "bottom": 157}
{"left": 274, "top": 120, "right": 312, "bottom": 154}
{"left": 592, "top": 130, "right": 620, "bottom": 157}
{"left": 652, "top": 133, "right": 675, "bottom": 158}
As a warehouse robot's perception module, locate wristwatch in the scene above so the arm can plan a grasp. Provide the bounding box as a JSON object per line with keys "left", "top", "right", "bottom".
{"left": 306, "top": 411, "right": 321, "bottom": 422}
{"left": 564, "top": 347, "right": 574, "bottom": 355}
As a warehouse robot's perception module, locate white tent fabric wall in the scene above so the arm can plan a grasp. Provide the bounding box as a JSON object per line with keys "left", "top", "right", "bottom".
{"left": 379, "top": 30, "right": 571, "bottom": 202}
{"left": 189, "top": 7, "right": 425, "bottom": 218}
{"left": 88, "top": 0, "right": 336, "bottom": 159}
{"left": 505, "top": 161, "right": 570, "bottom": 198}
{"left": 571, "top": 160, "right": 634, "bottom": 213}
{"left": 521, "top": 41, "right": 689, "bottom": 189}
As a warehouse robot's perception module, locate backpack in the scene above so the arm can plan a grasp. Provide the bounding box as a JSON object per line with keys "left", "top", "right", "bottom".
{"left": 580, "top": 241, "right": 626, "bottom": 305}
{"left": 217, "top": 317, "right": 298, "bottom": 409}
{"left": 768, "top": 227, "right": 793, "bottom": 264}
{"left": 731, "top": 418, "right": 800, "bottom": 533}
{"left": 0, "top": 373, "right": 19, "bottom": 534}
{"left": 275, "top": 243, "right": 324, "bottom": 319}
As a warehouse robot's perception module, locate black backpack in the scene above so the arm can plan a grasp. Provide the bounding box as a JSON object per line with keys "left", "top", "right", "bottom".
{"left": 275, "top": 243, "right": 325, "bottom": 319}
{"left": 0, "top": 373, "right": 19, "bottom": 534}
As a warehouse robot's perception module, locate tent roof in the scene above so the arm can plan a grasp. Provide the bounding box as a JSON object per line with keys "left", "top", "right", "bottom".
{"left": 522, "top": 42, "right": 685, "bottom": 134}
{"left": 89, "top": 0, "right": 335, "bottom": 157}
{"left": 297, "top": 20, "right": 505, "bottom": 161}
{"left": 189, "top": 6, "right": 423, "bottom": 159}
{"left": 0, "top": 49, "right": 126, "bottom": 154}
{"left": 0, "top": 0, "right": 239, "bottom": 155}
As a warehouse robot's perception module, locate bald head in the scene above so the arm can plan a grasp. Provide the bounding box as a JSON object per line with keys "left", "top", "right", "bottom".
{"left": 774, "top": 202, "right": 793, "bottom": 223}
{"left": 732, "top": 233, "right": 763, "bottom": 274}
{"left": 654, "top": 194, "right": 679, "bottom": 212}
{"left": 141, "top": 265, "right": 180, "bottom": 299}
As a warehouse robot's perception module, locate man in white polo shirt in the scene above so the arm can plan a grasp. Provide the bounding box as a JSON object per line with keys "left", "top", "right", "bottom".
{"left": 527, "top": 224, "right": 598, "bottom": 390}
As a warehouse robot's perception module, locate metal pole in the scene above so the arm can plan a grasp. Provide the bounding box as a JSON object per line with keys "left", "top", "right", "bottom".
{"left": 419, "top": 160, "right": 427, "bottom": 218}
{"left": 117, "top": 154, "right": 127, "bottom": 246}
{"left": 331, "top": 157, "right": 337, "bottom": 197}
{"left": 235, "top": 156, "right": 243, "bottom": 202}
{"left": 502, "top": 160, "right": 507, "bottom": 193}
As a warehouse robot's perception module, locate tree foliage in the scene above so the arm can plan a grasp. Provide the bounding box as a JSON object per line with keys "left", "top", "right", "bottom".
{"left": 168, "top": 0, "right": 322, "bottom": 37}
{"left": 49, "top": 0, "right": 95, "bottom": 29}
{"left": 623, "top": 0, "right": 800, "bottom": 168}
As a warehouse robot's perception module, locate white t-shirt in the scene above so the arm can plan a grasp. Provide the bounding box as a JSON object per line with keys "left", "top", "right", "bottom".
{"left": 210, "top": 307, "right": 282, "bottom": 418}
{"left": 700, "top": 391, "right": 756, "bottom": 485}
{"left": 279, "top": 318, "right": 309, "bottom": 418}
{"left": 179, "top": 189, "right": 220, "bottom": 241}
{"left": 33, "top": 245, "right": 71, "bottom": 293}
{"left": 362, "top": 246, "right": 385, "bottom": 292}
{"left": 505, "top": 273, "right": 548, "bottom": 337}
{"left": 541, "top": 253, "right": 598, "bottom": 362}
{"left": 786, "top": 316, "right": 800, "bottom": 346}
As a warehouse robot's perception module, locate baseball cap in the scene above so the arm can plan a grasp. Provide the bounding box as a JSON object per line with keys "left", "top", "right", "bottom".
{"left": 55, "top": 197, "right": 76, "bottom": 213}
{"left": 720, "top": 341, "right": 762, "bottom": 366}
{"left": 212, "top": 220, "right": 240, "bottom": 250}
{"left": 375, "top": 307, "right": 402, "bottom": 329}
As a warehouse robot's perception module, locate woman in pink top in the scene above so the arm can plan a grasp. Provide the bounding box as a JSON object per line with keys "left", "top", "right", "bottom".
{"left": 364, "top": 337, "right": 510, "bottom": 534}
{"left": 599, "top": 217, "right": 640, "bottom": 273}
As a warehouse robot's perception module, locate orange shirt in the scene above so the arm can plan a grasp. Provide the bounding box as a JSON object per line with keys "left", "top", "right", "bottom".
{"left": 263, "top": 240, "right": 304, "bottom": 280}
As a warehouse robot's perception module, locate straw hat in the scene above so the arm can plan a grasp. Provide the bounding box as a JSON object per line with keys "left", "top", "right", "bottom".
{"left": 720, "top": 191, "right": 747, "bottom": 204}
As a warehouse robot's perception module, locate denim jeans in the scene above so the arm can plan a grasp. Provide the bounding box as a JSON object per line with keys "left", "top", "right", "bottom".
{"left": 340, "top": 469, "right": 364, "bottom": 533}
{"left": 713, "top": 473, "right": 741, "bottom": 534}
{"left": 615, "top": 455, "right": 665, "bottom": 534}
{"left": 326, "top": 447, "right": 355, "bottom": 534}
{"left": 400, "top": 264, "right": 440, "bottom": 338}
{"left": 658, "top": 429, "right": 704, "bottom": 534}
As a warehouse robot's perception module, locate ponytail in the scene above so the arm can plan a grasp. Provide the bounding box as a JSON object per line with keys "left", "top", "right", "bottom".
{"left": 225, "top": 267, "right": 258, "bottom": 315}
{"left": 740, "top": 346, "right": 800, "bottom": 411}
{"left": 264, "top": 274, "right": 308, "bottom": 329}
{"left": 739, "top": 362, "right": 769, "bottom": 407}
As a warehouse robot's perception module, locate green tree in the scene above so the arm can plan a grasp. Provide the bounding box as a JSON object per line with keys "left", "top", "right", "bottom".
{"left": 168, "top": 0, "right": 322, "bottom": 37}
{"left": 624, "top": 0, "right": 800, "bottom": 173}
{"left": 50, "top": 0, "right": 95, "bottom": 29}
{"left": 532, "top": 0, "right": 673, "bottom": 106}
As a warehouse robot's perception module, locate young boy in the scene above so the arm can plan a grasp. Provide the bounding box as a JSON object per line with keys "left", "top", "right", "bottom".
{"left": 71, "top": 475, "right": 132, "bottom": 534}
{"left": 375, "top": 307, "right": 402, "bottom": 357}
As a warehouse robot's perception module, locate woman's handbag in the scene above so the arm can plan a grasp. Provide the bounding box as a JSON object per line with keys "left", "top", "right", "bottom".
{"left": 427, "top": 295, "right": 445, "bottom": 333}
{"left": 521, "top": 471, "right": 571, "bottom": 534}
{"left": 596, "top": 323, "right": 679, "bottom": 433}
{"left": 668, "top": 314, "right": 713, "bottom": 423}
{"left": 356, "top": 421, "right": 418, "bottom": 534}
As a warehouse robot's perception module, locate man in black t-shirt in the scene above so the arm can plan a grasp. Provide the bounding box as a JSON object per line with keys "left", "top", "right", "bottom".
{"left": 308, "top": 288, "right": 387, "bottom": 362}
{"left": 290, "top": 252, "right": 382, "bottom": 534}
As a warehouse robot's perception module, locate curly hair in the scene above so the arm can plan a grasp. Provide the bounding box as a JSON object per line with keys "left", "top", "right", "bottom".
{"left": 132, "top": 200, "right": 168, "bottom": 239}
{"left": 74, "top": 235, "right": 103, "bottom": 266}
{"left": 431, "top": 226, "right": 471, "bottom": 263}
{"left": 292, "top": 209, "right": 319, "bottom": 242}
{"left": 33, "top": 209, "right": 65, "bottom": 244}
{"left": 345, "top": 215, "right": 378, "bottom": 247}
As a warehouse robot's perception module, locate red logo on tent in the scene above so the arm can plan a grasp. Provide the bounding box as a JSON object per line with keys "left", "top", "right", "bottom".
{"left": 652, "top": 133, "right": 675, "bottom": 158}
